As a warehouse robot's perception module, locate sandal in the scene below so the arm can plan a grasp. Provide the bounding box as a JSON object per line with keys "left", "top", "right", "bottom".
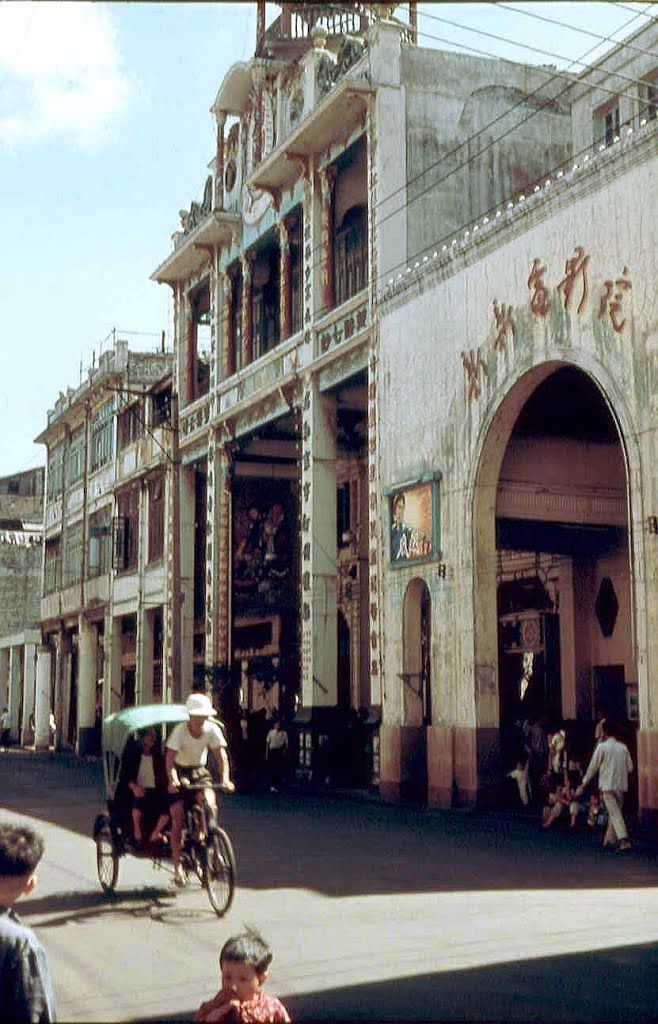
{"left": 618, "top": 839, "right": 632, "bottom": 851}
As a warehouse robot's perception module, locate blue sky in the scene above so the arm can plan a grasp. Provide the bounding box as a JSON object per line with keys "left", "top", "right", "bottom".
{"left": 0, "top": 1, "right": 652, "bottom": 478}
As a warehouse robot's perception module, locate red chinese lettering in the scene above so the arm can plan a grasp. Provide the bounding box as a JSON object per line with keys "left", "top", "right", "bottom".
{"left": 557, "top": 245, "right": 590, "bottom": 315}
{"left": 493, "top": 299, "right": 515, "bottom": 351}
{"left": 598, "top": 265, "right": 632, "bottom": 334}
{"left": 461, "top": 349, "right": 488, "bottom": 400}
{"left": 527, "top": 258, "right": 550, "bottom": 316}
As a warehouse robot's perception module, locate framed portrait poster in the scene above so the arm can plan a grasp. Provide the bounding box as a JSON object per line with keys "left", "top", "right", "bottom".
{"left": 386, "top": 476, "right": 440, "bottom": 566}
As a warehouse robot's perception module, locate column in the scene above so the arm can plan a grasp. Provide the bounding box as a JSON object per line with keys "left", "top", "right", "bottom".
{"left": 21, "top": 642, "right": 37, "bottom": 746}
{"left": 179, "top": 464, "right": 196, "bottom": 701}
{"left": 106, "top": 614, "right": 122, "bottom": 715}
{"left": 77, "top": 616, "right": 98, "bottom": 755}
{"left": 205, "top": 434, "right": 233, "bottom": 695}
{"left": 0, "top": 647, "right": 9, "bottom": 709}
{"left": 34, "top": 646, "right": 52, "bottom": 750}
{"left": 140, "top": 609, "right": 155, "bottom": 705}
{"left": 222, "top": 271, "right": 235, "bottom": 378}
{"left": 300, "top": 378, "right": 338, "bottom": 708}
{"left": 184, "top": 293, "right": 195, "bottom": 405}
{"left": 240, "top": 253, "right": 253, "bottom": 368}
{"left": 278, "top": 219, "right": 292, "bottom": 341}
{"left": 8, "top": 647, "right": 21, "bottom": 742}
{"left": 214, "top": 110, "right": 226, "bottom": 211}
{"left": 319, "top": 166, "right": 336, "bottom": 312}
{"left": 54, "top": 627, "right": 70, "bottom": 750}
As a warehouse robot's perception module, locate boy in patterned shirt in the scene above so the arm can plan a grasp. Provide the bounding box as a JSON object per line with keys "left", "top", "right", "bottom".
{"left": 195, "top": 929, "right": 290, "bottom": 1023}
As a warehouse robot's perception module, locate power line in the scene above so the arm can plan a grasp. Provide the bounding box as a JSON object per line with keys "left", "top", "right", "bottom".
{"left": 493, "top": 1, "right": 658, "bottom": 60}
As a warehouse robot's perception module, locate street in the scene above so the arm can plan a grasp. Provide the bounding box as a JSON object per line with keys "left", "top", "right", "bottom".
{"left": 2, "top": 750, "right": 658, "bottom": 1022}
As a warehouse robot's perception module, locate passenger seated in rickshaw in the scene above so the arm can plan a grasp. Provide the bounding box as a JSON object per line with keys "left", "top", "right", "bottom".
{"left": 117, "top": 727, "right": 170, "bottom": 848}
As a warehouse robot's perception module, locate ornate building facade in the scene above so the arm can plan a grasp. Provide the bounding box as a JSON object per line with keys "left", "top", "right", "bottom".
{"left": 151, "top": 1, "right": 594, "bottom": 792}
{"left": 37, "top": 340, "right": 173, "bottom": 754}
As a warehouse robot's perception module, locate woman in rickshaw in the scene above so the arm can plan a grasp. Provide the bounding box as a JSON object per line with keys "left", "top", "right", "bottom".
{"left": 117, "top": 726, "right": 170, "bottom": 848}
{"left": 166, "top": 693, "right": 235, "bottom": 887}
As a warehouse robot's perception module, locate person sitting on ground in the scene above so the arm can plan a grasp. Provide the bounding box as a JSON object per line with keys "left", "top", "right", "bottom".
{"left": 166, "top": 693, "right": 235, "bottom": 887}
{"left": 541, "top": 774, "right": 574, "bottom": 829}
{"left": 118, "top": 727, "right": 170, "bottom": 848}
{"left": 0, "top": 822, "right": 57, "bottom": 1023}
{"left": 195, "top": 928, "right": 290, "bottom": 1023}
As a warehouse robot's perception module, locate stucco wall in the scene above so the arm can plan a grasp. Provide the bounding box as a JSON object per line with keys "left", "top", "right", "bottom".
{"left": 378, "top": 128, "right": 658, "bottom": 734}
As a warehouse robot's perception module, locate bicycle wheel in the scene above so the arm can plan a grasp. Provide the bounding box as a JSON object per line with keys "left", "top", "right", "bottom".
{"left": 203, "top": 827, "right": 236, "bottom": 917}
{"left": 95, "top": 820, "right": 119, "bottom": 893}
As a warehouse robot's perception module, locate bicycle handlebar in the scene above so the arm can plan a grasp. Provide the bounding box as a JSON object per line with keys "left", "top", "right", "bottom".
{"left": 178, "top": 779, "right": 233, "bottom": 793}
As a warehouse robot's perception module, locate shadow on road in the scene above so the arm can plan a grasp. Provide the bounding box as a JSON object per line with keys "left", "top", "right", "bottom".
{"left": 278, "top": 938, "right": 658, "bottom": 1022}
{"left": 19, "top": 886, "right": 179, "bottom": 928}
{"left": 4, "top": 752, "right": 658, "bottom": 900}
{"left": 127, "top": 939, "right": 658, "bottom": 1023}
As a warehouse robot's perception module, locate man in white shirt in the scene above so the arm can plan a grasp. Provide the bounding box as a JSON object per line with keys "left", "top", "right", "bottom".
{"left": 166, "top": 693, "right": 234, "bottom": 886}
{"left": 0, "top": 708, "right": 9, "bottom": 747}
{"left": 575, "top": 718, "right": 634, "bottom": 850}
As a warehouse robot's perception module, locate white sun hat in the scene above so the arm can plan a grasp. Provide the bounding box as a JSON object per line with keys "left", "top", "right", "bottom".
{"left": 185, "top": 692, "right": 216, "bottom": 717}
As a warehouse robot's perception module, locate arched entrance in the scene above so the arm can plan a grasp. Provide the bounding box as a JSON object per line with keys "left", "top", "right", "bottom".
{"left": 400, "top": 578, "right": 431, "bottom": 800}
{"left": 473, "top": 363, "right": 638, "bottom": 806}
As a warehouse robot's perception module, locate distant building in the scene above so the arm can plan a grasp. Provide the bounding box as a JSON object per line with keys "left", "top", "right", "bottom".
{"left": 0, "top": 468, "right": 44, "bottom": 746}
{"left": 36, "top": 339, "right": 172, "bottom": 754}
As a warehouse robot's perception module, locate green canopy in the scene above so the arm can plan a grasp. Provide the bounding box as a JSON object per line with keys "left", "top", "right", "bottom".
{"left": 102, "top": 704, "right": 189, "bottom": 799}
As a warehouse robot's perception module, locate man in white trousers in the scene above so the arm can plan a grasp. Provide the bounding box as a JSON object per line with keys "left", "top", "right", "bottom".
{"left": 575, "top": 718, "right": 634, "bottom": 850}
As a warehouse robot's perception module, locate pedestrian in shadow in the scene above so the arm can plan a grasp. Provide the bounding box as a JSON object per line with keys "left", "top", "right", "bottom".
{"left": 574, "top": 717, "right": 634, "bottom": 851}
{"left": 0, "top": 822, "right": 57, "bottom": 1023}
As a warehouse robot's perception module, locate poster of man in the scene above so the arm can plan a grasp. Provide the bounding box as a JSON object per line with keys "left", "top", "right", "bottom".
{"left": 389, "top": 483, "right": 434, "bottom": 562}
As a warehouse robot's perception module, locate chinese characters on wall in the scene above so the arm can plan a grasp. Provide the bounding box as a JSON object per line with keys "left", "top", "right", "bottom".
{"left": 462, "top": 246, "right": 633, "bottom": 400}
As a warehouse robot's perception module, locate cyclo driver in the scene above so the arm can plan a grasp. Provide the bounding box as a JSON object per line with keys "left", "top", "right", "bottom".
{"left": 166, "top": 693, "right": 235, "bottom": 887}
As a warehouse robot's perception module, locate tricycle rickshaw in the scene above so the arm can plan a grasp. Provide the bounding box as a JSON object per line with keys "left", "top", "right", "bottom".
{"left": 92, "top": 703, "right": 236, "bottom": 916}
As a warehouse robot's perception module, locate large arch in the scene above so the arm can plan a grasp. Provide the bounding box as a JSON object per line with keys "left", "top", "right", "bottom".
{"left": 469, "top": 357, "right": 647, "bottom": 807}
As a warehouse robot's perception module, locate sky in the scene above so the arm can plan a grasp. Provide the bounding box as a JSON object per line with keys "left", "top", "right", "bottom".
{"left": 0, "top": 0, "right": 653, "bottom": 479}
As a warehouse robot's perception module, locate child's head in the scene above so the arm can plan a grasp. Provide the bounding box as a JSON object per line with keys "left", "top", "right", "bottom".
{"left": 220, "top": 929, "right": 273, "bottom": 1003}
{"left": 0, "top": 822, "right": 44, "bottom": 905}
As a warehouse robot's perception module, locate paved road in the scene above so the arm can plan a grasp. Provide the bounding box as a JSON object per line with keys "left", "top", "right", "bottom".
{"left": 2, "top": 749, "right": 658, "bottom": 1022}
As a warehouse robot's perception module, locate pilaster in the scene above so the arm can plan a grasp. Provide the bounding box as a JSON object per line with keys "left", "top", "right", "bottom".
{"left": 300, "top": 378, "right": 338, "bottom": 707}
{"left": 241, "top": 253, "right": 254, "bottom": 368}
{"left": 278, "top": 219, "right": 292, "bottom": 341}
{"left": 77, "top": 615, "right": 98, "bottom": 755}
{"left": 319, "top": 166, "right": 336, "bottom": 313}
{"left": 34, "top": 646, "right": 52, "bottom": 750}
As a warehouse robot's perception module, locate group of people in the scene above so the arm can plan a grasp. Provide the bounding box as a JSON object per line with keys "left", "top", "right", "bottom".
{"left": 0, "top": 822, "right": 289, "bottom": 1023}
{"left": 508, "top": 712, "right": 634, "bottom": 851}
{"left": 0, "top": 709, "right": 56, "bottom": 749}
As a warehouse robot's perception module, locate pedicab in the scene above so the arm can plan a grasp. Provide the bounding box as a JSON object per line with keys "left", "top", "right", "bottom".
{"left": 92, "top": 703, "right": 236, "bottom": 916}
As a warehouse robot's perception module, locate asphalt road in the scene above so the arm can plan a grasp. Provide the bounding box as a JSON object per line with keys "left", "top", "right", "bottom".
{"left": 2, "top": 750, "right": 658, "bottom": 1022}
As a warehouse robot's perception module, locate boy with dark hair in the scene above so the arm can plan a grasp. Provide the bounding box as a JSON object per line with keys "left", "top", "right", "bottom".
{"left": 0, "top": 822, "right": 56, "bottom": 1023}
{"left": 195, "top": 928, "right": 290, "bottom": 1023}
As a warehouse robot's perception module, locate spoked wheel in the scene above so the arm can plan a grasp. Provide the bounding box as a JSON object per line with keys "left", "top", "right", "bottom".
{"left": 95, "top": 821, "right": 119, "bottom": 893}
{"left": 203, "top": 827, "right": 236, "bottom": 917}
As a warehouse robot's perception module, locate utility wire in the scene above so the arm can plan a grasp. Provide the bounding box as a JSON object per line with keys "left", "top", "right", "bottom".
{"left": 493, "top": 1, "right": 658, "bottom": 60}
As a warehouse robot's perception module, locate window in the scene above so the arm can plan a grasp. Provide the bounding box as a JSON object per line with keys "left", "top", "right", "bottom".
{"left": 87, "top": 507, "right": 112, "bottom": 578}
{"left": 191, "top": 284, "right": 211, "bottom": 399}
{"left": 335, "top": 204, "right": 368, "bottom": 306}
{"left": 113, "top": 489, "right": 139, "bottom": 572}
{"left": 147, "top": 475, "right": 165, "bottom": 563}
{"left": 47, "top": 443, "right": 64, "bottom": 500}
{"left": 117, "top": 400, "right": 144, "bottom": 450}
{"left": 594, "top": 102, "right": 620, "bottom": 146}
{"left": 640, "top": 73, "right": 657, "bottom": 123}
{"left": 152, "top": 387, "right": 171, "bottom": 428}
{"left": 90, "top": 402, "right": 114, "bottom": 471}
{"left": 337, "top": 481, "right": 352, "bottom": 545}
{"left": 44, "top": 536, "right": 61, "bottom": 594}
{"left": 62, "top": 521, "right": 83, "bottom": 587}
{"left": 67, "top": 427, "right": 85, "bottom": 486}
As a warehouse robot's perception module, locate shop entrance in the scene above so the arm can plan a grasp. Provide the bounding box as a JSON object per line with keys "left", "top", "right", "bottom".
{"left": 473, "top": 362, "right": 638, "bottom": 803}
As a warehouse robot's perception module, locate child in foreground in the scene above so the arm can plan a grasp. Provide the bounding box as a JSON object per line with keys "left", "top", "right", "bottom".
{"left": 0, "top": 822, "right": 57, "bottom": 1023}
{"left": 195, "top": 929, "right": 290, "bottom": 1023}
